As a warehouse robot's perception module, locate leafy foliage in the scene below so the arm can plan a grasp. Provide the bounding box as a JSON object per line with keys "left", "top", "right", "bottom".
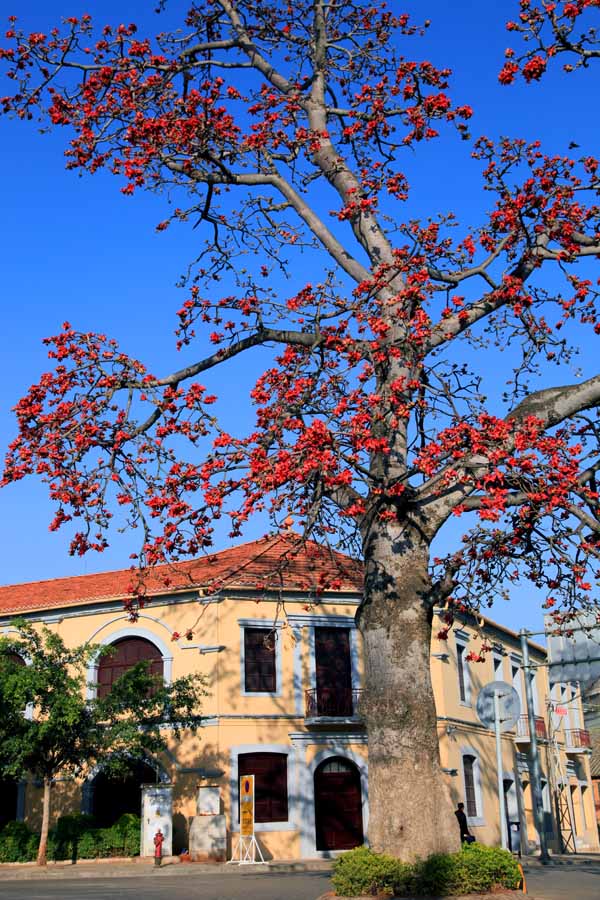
{"left": 0, "top": 821, "right": 38, "bottom": 864}
{"left": 0, "top": 621, "right": 206, "bottom": 864}
{"left": 0, "top": 814, "right": 141, "bottom": 863}
{"left": 0, "top": 621, "right": 206, "bottom": 784}
{"left": 332, "top": 844, "right": 521, "bottom": 896}
{"left": 51, "top": 813, "right": 141, "bottom": 860}
{"left": 331, "top": 845, "right": 412, "bottom": 896}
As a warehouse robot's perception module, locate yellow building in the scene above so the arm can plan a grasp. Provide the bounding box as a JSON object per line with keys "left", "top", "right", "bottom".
{"left": 0, "top": 533, "right": 597, "bottom": 858}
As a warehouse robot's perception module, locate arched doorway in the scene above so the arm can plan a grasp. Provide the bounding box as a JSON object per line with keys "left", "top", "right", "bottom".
{"left": 0, "top": 652, "right": 26, "bottom": 828}
{"left": 90, "top": 760, "right": 160, "bottom": 827}
{"left": 97, "top": 637, "right": 163, "bottom": 698}
{"left": 314, "top": 756, "right": 364, "bottom": 851}
{"left": 0, "top": 779, "right": 19, "bottom": 829}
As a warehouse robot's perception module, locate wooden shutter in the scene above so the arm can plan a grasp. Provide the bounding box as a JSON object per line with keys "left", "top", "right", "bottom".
{"left": 238, "top": 752, "right": 288, "bottom": 823}
{"left": 2, "top": 652, "right": 25, "bottom": 669}
{"left": 457, "top": 644, "right": 466, "bottom": 703}
{"left": 315, "top": 627, "right": 352, "bottom": 716}
{"left": 97, "top": 637, "right": 163, "bottom": 699}
{"left": 463, "top": 755, "right": 478, "bottom": 817}
{"left": 244, "top": 628, "right": 276, "bottom": 693}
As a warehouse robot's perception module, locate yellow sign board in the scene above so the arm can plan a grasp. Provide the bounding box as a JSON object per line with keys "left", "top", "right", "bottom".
{"left": 240, "top": 774, "right": 254, "bottom": 837}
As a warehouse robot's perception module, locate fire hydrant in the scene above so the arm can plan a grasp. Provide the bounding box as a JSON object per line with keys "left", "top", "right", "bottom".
{"left": 153, "top": 828, "right": 164, "bottom": 867}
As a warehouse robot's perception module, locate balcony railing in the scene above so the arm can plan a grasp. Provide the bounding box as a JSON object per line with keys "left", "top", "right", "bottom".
{"left": 515, "top": 715, "right": 547, "bottom": 741}
{"left": 305, "top": 687, "right": 363, "bottom": 720}
{"left": 564, "top": 728, "right": 591, "bottom": 750}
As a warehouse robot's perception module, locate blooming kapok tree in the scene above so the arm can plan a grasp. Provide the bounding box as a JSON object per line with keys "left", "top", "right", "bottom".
{"left": 501, "top": 0, "right": 600, "bottom": 84}
{"left": 2, "top": 1, "right": 600, "bottom": 859}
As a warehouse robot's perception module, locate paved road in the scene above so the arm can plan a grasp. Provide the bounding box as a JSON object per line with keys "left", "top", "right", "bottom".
{"left": 523, "top": 859, "right": 600, "bottom": 900}
{"left": 0, "top": 870, "right": 332, "bottom": 900}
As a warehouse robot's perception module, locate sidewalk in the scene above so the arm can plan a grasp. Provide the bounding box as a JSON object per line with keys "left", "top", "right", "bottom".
{"left": 521, "top": 851, "right": 600, "bottom": 867}
{"left": 0, "top": 856, "right": 334, "bottom": 881}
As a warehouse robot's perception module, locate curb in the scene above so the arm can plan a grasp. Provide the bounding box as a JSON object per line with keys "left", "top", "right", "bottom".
{"left": 0, "top": 858, "right": 334, "bottom": 881}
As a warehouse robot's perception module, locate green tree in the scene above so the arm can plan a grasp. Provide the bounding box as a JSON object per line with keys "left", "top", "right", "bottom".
{"left": 0, "top": 621, "right": 206, "bottom": 866}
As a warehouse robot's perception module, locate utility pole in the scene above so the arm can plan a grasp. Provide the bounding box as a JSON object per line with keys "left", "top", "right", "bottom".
{"left": 520, "top": 630, "right": 551, "bottom": 863}
{"left": 493, "top": 688, "right": 509, "bottom": 849}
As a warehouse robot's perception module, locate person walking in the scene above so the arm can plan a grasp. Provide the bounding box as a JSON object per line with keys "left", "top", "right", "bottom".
{"left": 455, "top": 802, "right": 475, "bottom": 844}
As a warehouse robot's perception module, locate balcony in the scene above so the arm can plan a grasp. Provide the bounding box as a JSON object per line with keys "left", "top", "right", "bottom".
{"left": 514, "top": 715, "right": 547, "bottom": 742}
{"left": 305, "top": 687, "right": 363, "bottom": 724}
{"left": 564, "top": 728, "right": 591, "bottom": 752}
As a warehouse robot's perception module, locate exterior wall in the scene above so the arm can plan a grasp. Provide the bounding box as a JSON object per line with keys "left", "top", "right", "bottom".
{"left": 2, "top": 583, "right": 598, "bottom": 858}
{"left": 592, "top": 777, "right": 600, "bottom": 835}
{"left": 1, "top": 589, "right": 367, "bottom": 858}
{"left": 431, "top": 611, "right": 600, "bottom": 854}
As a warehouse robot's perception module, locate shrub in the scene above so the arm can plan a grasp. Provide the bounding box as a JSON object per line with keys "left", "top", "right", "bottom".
{"left": 113, "top": 814, "right": 141, "bottom": 856}
{"left": 332, "top": 846, "right": 411, "bottom": 897}
{"left": 49, "top": 813, "right": 97, "bottom": 860}
{"left": 414, "top": 843, "right": 521, "bottom": 896}
{"left": 77, "top": 830, "right": 100, "bottom": 859}
{"left": 63, "top": 815, "right": 141, "bottom": 860}
{"left": 0, "top": 821, "right": 35, "bottom": 863}
{"left": 0, "top": 814, "right": 141, "bottom": 863}
{"left": 332, "top": 844, "right": 521, "bottom": 897}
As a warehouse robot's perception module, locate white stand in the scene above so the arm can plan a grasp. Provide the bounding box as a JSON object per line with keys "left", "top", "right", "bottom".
{"left": 228, "top": 834, "right": 265, "bottom": 865}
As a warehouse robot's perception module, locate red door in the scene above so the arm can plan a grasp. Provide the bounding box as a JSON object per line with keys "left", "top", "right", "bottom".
{"left": 314, "top": 757, "right": 364, "bottom": 851}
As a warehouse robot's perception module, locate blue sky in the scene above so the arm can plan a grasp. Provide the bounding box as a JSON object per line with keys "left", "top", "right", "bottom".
{"left": 0, "top": 1, "right": 597, "bottom": 638}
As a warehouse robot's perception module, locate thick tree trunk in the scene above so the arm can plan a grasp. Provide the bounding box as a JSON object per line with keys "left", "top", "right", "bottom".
{"left": 36, "top": 777, "right": 51, "bottom": 866}
{"left": 358, "top": 520, "right": 459, "bottom": 861}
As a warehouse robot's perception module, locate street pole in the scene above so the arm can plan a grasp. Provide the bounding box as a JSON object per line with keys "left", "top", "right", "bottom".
{"left": 494, "top": 688, "right": 508, "bottom": 850}
{"left": 520, "top": 630, "right": 551, "bottom": 863}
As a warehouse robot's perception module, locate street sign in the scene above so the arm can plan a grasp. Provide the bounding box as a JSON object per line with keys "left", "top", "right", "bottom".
{"left": 476, "top": 681, "right": 521, "bottom": 732}
{"left": 229, "top": 774, "right": 264, "bottom": 865}
{"left": 240, "top": 775, "right": 254, "bottom": 837}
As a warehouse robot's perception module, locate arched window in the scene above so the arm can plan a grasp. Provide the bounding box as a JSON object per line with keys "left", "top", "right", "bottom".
{"left": 238, "top": 752, "right": 288, "bottom": 823}
{"left": 97, "top": 637, "right": 163, "bottom": 699}
{"left": 0, "top": 778, "right": 19, "bottom": 829}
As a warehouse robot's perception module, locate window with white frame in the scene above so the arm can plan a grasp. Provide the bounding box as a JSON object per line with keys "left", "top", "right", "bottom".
{"left": 461, "top": 752, "right": 483, "bottom": 822}
{"left": 237, "top": 752, "right": 288, "bottom": 823}
{"left": 540, "top": 779, "right": 553, "bottom": 834}
{"left": 492, "top": 651, "right": 504, "bottom": 681}
{"left": 580, "top": 786, "right": 588, "bottom": 830}
{"left": 527, "top": 669, "right": 539, "bottom": 715}
{"left": 243, "top": 628, "right": 277, "bottom": 693}
{"left": 456, "top": 641, "right": 470, "bottom": 705}
{"left": 239, "top": 621, "right": 282, "bottom": 697}
{"left": 569, "top": 683, "right": 582, "bottom": 730}
{"left": 511, "top": 659, "right": 524, "bottom": 711}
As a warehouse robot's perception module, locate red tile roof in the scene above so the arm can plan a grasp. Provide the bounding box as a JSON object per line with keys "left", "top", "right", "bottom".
{"left": 0, "top": 533, "right": 363, "bottom": 616}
